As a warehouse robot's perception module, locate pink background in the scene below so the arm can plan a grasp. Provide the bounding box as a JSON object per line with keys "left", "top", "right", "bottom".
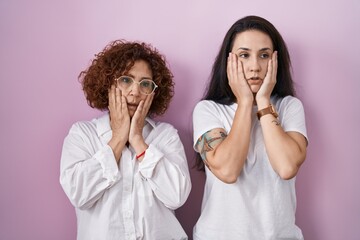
{"left": 1, "top": 0, "right": 359, "bottom": 239}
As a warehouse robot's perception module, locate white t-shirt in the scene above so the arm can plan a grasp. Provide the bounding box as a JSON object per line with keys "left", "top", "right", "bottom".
{"left": 192, "top": 96, "right": 307, "bottom": 240}
{"left": 60, "top": 114, "right": 191, "bottom": 240}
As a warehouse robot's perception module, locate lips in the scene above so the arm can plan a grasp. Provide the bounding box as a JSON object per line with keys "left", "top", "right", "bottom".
{"left": 247, "top": 77, "right": 263, "bottom": 85}
{"left": 127, "top": 103, "right": 138, "bottom": 110}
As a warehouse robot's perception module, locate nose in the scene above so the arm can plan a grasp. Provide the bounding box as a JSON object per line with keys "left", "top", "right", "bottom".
{"left": 249, "top": 57, "right": 261, "bottom": 72}
{"left": 129, "top": 82, "right": 141, "bottom": 96}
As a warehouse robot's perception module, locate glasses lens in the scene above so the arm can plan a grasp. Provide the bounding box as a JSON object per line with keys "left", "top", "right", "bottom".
{"left": 117, "top": 76, "right": 133, "bottom": 89}
{"left": 140, "top": 80, "right": 156, "bottom": 94}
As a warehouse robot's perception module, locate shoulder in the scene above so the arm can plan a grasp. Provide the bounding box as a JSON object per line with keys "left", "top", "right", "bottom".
{"left": 155, "top": 121, "right": 176, "bottom": 131}
{"left": 275, "top": 95, "right": 303, "bottom": 105}
{"left": 194, "top": 100, "right": 218, "bottom": 111}
{"left": 150, "top": 119, "right": 178, "bottom": 136}
{"left": 193, "top": 100, "right": 217, "bottom": 122}
{"left": 69, "top": 120, "right": 96, "bottom": 134}
{"left": 274, "top": 96, "right": 304, "bottom": 112}
{"left": 193, "top": 100, "right": 232, "bottom": 115}
{"left": 68, "top": 114, "right": 106, "bottom": 137}
{"left": 148, "top": 120, "right": 184, "bottom": 146}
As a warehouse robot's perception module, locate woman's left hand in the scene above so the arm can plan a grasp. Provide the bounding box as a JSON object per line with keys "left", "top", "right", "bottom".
{"left": 256, "top": 51, "right": 278, "bottom": 106}
{"left": 128, "top": 93, "right": 154, "bottom": 149}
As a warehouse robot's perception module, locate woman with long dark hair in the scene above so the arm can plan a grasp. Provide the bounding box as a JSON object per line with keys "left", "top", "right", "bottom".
{"left": 192, "top": 16, "right": 308, "bottom": 239}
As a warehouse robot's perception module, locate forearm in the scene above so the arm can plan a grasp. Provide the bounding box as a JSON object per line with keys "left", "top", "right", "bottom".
{"left": 129, "top": 135, "right": 148, "bottom": 161}
{"left": 139, "top": 145, "right": 191, "bottom": 209}
{"left": 147, "top": 160, "right": 191, "bottom": 210}
{"left": 108, "top": 136, "right": 127, "bottom": 163}
{"left": 60, "top": 145, "right": 120, "bottom": 209}
{"left": 260, "top": 114, "right": 306, "bottom": 179}
{"left": 209, "top": 104, "right": 252, "bottom": 183}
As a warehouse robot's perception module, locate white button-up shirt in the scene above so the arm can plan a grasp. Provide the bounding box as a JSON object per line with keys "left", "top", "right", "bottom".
{"left": 60, "top": 114, "right": 191, "bottom": 240}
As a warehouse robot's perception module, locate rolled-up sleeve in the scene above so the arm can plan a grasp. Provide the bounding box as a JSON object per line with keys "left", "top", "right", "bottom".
{"left": 138, "top": 125, "right": 191, "bottom": 210}
{"left": 60, "top": 123, "right": 120, "bottom": 210}
{"left": 138, "top": 144, "right": 164, "bottom": 179}
{"left": 95, "top": 144, "right": 121, "bottom": 185}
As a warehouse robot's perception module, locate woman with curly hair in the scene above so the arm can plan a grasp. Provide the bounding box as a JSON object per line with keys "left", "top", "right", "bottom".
{"left": 60, "top": 40, "right": 191, "bottom": 240}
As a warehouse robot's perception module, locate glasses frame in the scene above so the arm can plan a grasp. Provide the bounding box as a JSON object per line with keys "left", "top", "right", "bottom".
{"left": 115, "top": 76, "right": 158, "bottom": 95}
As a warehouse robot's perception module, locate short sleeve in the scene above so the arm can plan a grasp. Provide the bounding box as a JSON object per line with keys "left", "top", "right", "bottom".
{"left": 192, "top": 101, "right": 226, "bottom": 148}
{"left": 276, "top": 96, "right": 308, "bottom": 143}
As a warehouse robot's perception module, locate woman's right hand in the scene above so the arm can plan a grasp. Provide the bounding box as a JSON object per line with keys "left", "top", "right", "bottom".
{"left": 227, "top": 52, "right": 254, "bottom": 105}
{"left": 107, "top": 85, "right": 130, "bottom": 161}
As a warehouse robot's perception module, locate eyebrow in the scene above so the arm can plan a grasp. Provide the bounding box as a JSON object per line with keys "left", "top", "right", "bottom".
{"left": 125, "top": 74, "right": 153, "bottom": 80}
{"left": 237, "top": 47, "right": 272, "bottom": 51}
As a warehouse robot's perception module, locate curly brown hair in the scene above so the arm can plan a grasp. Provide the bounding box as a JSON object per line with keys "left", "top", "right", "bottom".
{"left": 78, "top": 40, "right": 174, "bottom": 117}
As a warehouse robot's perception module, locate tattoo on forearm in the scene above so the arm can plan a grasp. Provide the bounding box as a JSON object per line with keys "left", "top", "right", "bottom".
{"left": 196, "top": 129, "right": 227, "bottom": 161}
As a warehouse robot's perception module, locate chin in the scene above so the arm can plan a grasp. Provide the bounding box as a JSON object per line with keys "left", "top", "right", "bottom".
{"left": 250, "top": 86, "right": 261, "bottom": 93}
{"left": 128, "top": 110, "right": 135, "bottom": 118}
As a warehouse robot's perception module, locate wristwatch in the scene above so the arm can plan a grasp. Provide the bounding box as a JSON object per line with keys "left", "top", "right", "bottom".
{"left": 257, "top": 104, "right": 278, "bottom": 120}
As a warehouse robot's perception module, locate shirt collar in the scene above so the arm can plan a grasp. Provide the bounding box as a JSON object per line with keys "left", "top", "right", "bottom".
{"left": 95, "top": 113, "right": 156, "bottom": 137}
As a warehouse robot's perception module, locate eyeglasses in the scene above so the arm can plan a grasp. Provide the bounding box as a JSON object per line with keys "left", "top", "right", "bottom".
{"left": 115, "top": 76, "right": 158, "bottom": 95}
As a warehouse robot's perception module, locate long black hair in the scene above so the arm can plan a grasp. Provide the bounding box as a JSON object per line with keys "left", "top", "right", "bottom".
{"left": 195, "top": 15, "right": 295, "bottom": 171}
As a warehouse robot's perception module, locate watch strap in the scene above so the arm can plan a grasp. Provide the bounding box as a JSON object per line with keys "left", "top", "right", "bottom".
{"left": 257, "top": 104, "right": 278, "bottom": 120}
